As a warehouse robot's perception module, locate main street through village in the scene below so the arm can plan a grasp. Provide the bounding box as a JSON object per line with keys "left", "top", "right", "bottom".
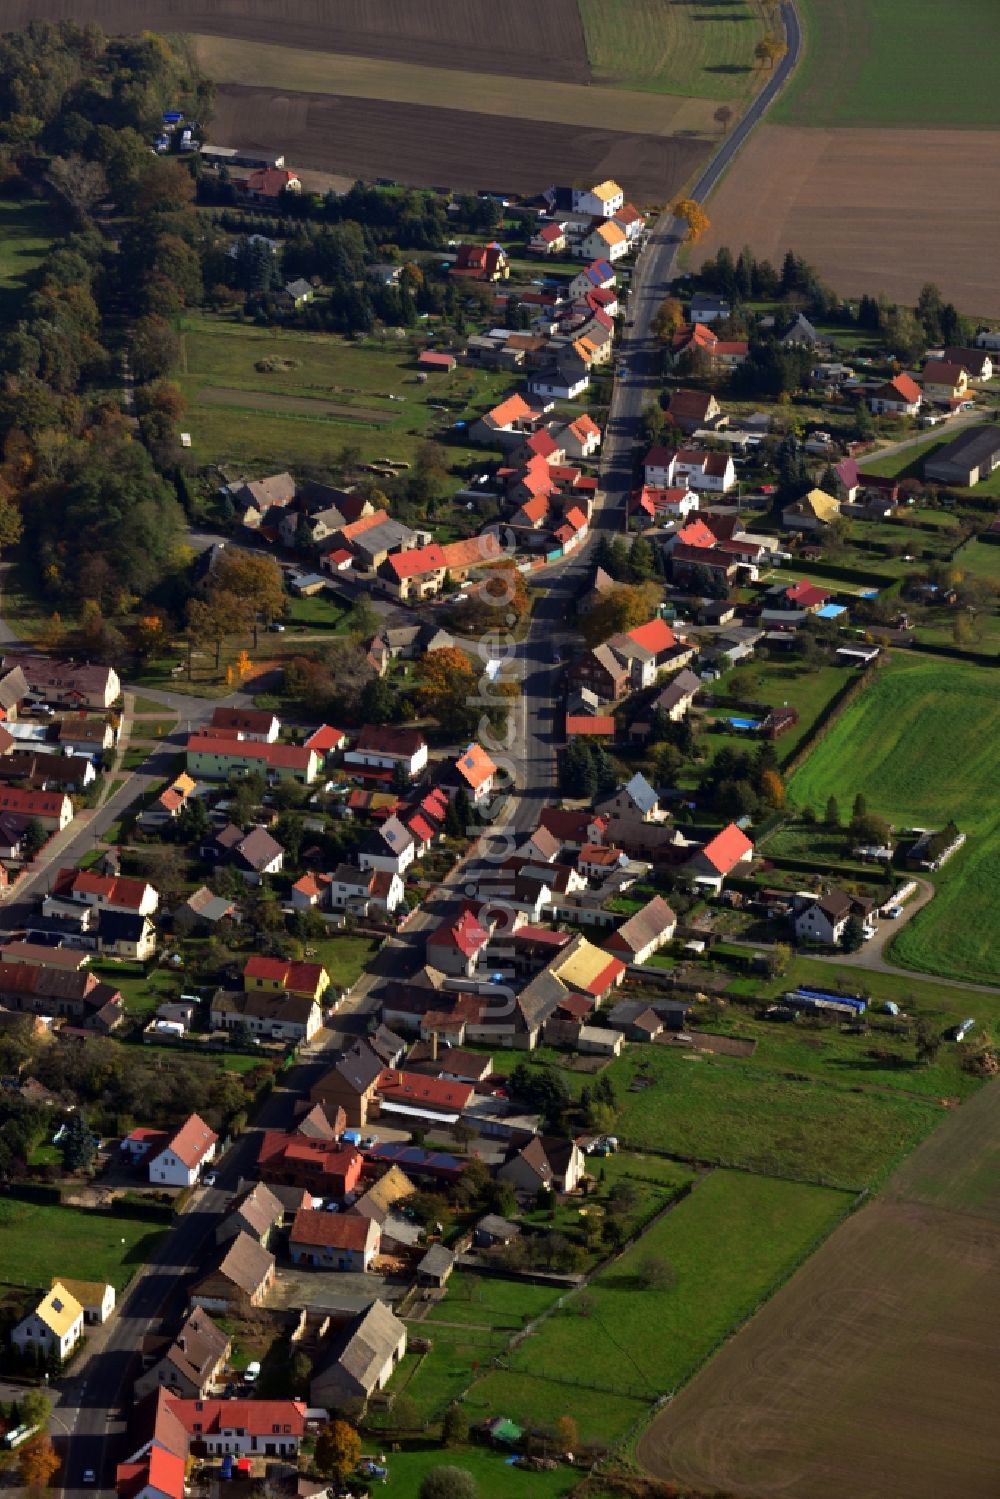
{"left": 10, "top": 17, "right": 808, "bottom": 1494}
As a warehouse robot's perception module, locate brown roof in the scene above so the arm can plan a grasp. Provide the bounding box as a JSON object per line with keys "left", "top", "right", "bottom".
{"left": 210, "top": 1232, "right": 275, "bottom": 1296}
{"left": 225, "top": 1182, "right": 283, "bottom": 1239}
{"left": 164, "top": 1307, "right": 230, "bottom": 1386}
{"left": 350, "top": 1165, "right": 417, "bottom": 1226}
{"left": 605, "top": 896, "right": 676, "bottom": 958}
{"left": 290, "top": 1208, "right": 377, "bottom": 1251}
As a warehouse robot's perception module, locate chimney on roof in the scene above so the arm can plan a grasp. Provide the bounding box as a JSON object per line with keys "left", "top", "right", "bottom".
{"left": 431, "top": 1030, "right": 438, "bottom": 1062}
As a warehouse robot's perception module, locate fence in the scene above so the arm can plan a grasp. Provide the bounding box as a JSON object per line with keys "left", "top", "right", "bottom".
{"left": 781, "top": 662, "right": 878, "bottom": 774}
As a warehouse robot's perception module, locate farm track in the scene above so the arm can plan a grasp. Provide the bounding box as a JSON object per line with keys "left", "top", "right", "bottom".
{"left": 637, "top": 1076, "right": 1000, "bottom": 1498}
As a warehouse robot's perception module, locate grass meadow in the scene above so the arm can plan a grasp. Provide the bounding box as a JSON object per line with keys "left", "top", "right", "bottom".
{"left": 578, "top": 0, "right": 766, "bottom": 99}
{"left": 0, "top": 1199, "right": 164, "bottom": 1291}
{"left": 775, "top": 0, "right": 1000, "bottom": 128}
{"left": 790, "top": 657, "right": 1000, "bottom": 985}
{"left": 176, "top": 315, "right": 512, "bottom": 478}
{"left": 0, "top": 196, "right": 54, "bottom": 324}
{"left": 463, "top": 1172, "right": 850, "bottom": 1444}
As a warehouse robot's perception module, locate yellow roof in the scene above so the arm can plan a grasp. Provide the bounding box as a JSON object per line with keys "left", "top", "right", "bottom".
{"left": 595, "top": 221, "right": 626, "bottom": 245}
{"left": 553, "top": 936, "right": 618, "bottom": 992}
{"left": 171, "top": 772, "right": 197, "bottom": 796}
{"left": 591, "top": 179, "right": 622, "bottom": 201}
{"left": 801, "top": 488, "right": 840, "bottom": 521}
{"left": 53, "top": 1276, "right": 111, "bottom": 1306}
{"left": 37, "top": 1282, "right": 84, "bottom": 1337}
{"left": 361, "top": 1165, "right": 415, "bottom": 1213}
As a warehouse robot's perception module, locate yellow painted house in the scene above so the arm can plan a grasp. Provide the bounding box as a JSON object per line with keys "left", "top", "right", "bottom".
{"left": 243, "top": 954, "right": 330, "bottom": 1004}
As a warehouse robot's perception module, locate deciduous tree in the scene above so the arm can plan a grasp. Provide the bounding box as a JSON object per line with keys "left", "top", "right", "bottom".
{"left": 671, "top": 198, "right": 711, "bottom": 243}
{"left": 313, "top": 1420, "right": 360, "bottom": 1482}
{"left": 18, "top": 1434, "right": 60, "bottom": 1490}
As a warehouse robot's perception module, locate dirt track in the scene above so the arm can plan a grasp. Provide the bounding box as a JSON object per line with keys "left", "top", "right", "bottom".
{"left": 696, "top": 124, "right": 1000, "bottom": 318}
{"left": 637, "top": 1077, "right": 1000, "bottom": 1498}
{"left": 209, "top": 85, "right": 707, "bottom": 199}
{"left": 2, "top": 0, "right": 591, "bottom": 81}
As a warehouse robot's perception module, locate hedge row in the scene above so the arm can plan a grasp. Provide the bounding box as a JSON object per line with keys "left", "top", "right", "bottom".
{"left": 780, "top": 663, "right": 877, "bottom": 775}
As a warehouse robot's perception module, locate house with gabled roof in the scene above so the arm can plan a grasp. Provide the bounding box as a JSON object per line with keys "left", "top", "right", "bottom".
{"left": 310, "top": 1299, "right": 407, "bottom": 1412}
{"left": 358, "top": 814, "right": 415, "bottom": 876}
{"left": 922, "top": 359, "right": 969, "bottom": 406}
{"left": 668, "top": 389, "right": 723, "bottom": 434}
{"left": 604, "top": 895, "right": 677, "bottom": 965}
{"left": 498, "top": 1134, "right": 586, "bottom": 1195}
{"left": 13, "top": 1281, "right": 85, "bottom": 1360}
{"left": 443, "top": 742, "right": 498, "bottom": 805}
{"left": 135, "top": 1307, "right": 231, "bottom": 1401}
{"left": 290, "top": 1208, "right": 380, "bottom": 1271}
{"left": 148, "top": 1114, "right": 218, "bottom": 1187}
{"left": 310, "top": 1039, "right": 385, "bottom": 1128}
{"left": 582, "top": 219, "right": 628, "bottom": 262}
{"left": 165, "top": 1394, "right": 306, "bottom": 1457}
{"left": 346, "top": 725, "right": 428, "bottom": 780}
{"left": 426, "top": 903, "right": 491, "bottom": 977}
{"left": 215, "top": 1182, "right": 283, "bottom": 1250}
{"left": 686, "top": 822, "right": 754, "bottom": 892}
{"left": 529, "top": 220, "right": 568, "bottom": 255}
{"left": 869, "top": 372, "right": 922, "bottom": 416}
{"left": 256, "top": 1132, "right": 363, "bottom": 1198}
{"left": 573, "top": 180, "right": 624, "bottom": 218}
{"left": 781, "top": 487, "right": 841, "bottom": 531}
{"left": 451, "top": 242, "right": 508, "bottom": 281}
{"left": 558, "top": 412, "right": 602, "bottom": 461}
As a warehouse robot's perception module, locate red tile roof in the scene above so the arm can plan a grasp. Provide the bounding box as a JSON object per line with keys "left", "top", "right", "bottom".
{"left": 186, "top": 735, "right": 314, "bottom": 771}
{"left": 487, "top": 393, "right": 534, "bottom": 429}
{"left": 304, "top": 724, "right": 346, "bottom": 753}
{"left": 626, "top": 618, "right": 677, "bottom": 655}
{"left": 377, "top": 1069, "right": 474, "bottom": 1110}
{"left": 566, "top": 715, "right": 616, "bottom": 736}
{"left": 699, "top": 822, "right": 754, "bottom": 876}
{"left": 453, "top": 743, "right": 497, "bottom": 791}
{"left": 289, "top": 1208, "right": 376, "bottom": 1250}
{"left": 428, "top": 905, "right": 489, "bottom": 957}
{"left": 786, "top": 580, "right": 830, "bottom": 609}
{"left": 887, "top": 373, "right": 922, "bottom": 403}
{"left": 675, "top": 517, "right": 717, "bottom": 549}
{"left": 161, "top": 1113, "right": 217, "bottom": 1170}
{"left": 166, "top": 1396, "right": 306, "bottom": 1437}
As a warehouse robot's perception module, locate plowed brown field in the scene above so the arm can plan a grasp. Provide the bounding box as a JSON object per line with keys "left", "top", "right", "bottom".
{"left": 637, "top": 1077, "right": 1000, "bottom": 1499}
{"left": 209, "top": 85, "right": 706, "bottom": 199}
{"left": 696, "top": 124, "right": 1000, "bottom": 317}
{"left": 1, "top": 0, "right": 591, "bottom": 81}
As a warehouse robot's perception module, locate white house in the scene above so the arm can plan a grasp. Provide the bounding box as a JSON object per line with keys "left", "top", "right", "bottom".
{"left": 558, "top": 414, "right": 601, "bottom": 461}
{"left": 12, "top": 1282, "right": 85, "bottom": 1361}
{"left": 793, "top": 889, "right": 879, "bottom": 946}
{"left": 528, "top": 366, "right": 590, "bottom": 401}
{"left": 673, "top": 449, "right": 736, "bottom": 493}
{"left": 148, "top": 1113, "right": 218, "bottom": 1187}
{"left": 572, "top": 180, "right": 625, "bottom": 219}
{"left": 581, "top": 220, "right": 629, "bottom": 262}
{"left": 54, "top": 1277, "right": 115, "bottom": 1325}
{"left": 357, "top": 815, "right": 416, "bottom": 875}
{"left": 345, "top": 726, "right": 428, "bottom": 780}
{"left": 644, "top": 444, "right": 678, "bottom": 488}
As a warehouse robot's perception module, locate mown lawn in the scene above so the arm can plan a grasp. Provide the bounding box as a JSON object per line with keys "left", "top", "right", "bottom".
{"left": 789, "top": 656, "right": 1000, "bottom": 985}
{"left": 579, "top": 0, "right": 765, "bottom": 100}
{"left": 0, "top": 196, "right": 55, "bottom": 325}
{"left": 465, "top": 1172, "right": 850, "bottom": 1444}
{"left": 312, "top": 933, "right": 382, "bottom": 991}
{"left": 775, "top": 0, "right": 1000, "bottom": 128}
{"left": 371, "top": 1443, "right": 576, "bottom": 1498}
{"left": 0, "top": 1199, "right": 164, "bottom": 1291}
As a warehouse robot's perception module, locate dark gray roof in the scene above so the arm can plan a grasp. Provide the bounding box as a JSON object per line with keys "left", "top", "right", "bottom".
{"left": 335, "top": 1039, "right": 384, "bottom": 1094}
{"left": 924, "top": 424, "right": 1000, "bottom": 473}
{"left": 624, "top": 772, "right": 658, "bottom": 815}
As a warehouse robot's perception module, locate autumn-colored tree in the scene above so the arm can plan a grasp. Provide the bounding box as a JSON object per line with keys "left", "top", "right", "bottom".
{"left": 187, "top": 591, "right": 244, "bottom": 672}
{"left": 452, "top": 562, "right": 529, "bottom": 628}
{"left": 135, "top": 613, "right": 166, "bottom": 659}
{"left": 755, "top": 34, "right": 787, "bottom": 67}
{"left": 38, "top": 611, "right": 66, "bottom": 653}
{"left": 581, "top": 582, "right": 662, "bottom": 647}
{"left": 0, "top": 493, "right": 23, "bottom": 552}
{"left": 18, "top": 1434, "right": 60, "bottom": 1490}
{"left": 78, "top": 598, "right": 105, "bottom": 653}
{"left": 211, "top": 550, "right": 286, "bottom": 645}
{"left": 650, "top": 296, "right": 685, "bottom": 342}
{"left": 760, "top": 768, "right": 786, "bottom": 808}
{"left": 671, "top": 199, "right": 711, "bottom": 244}
{"left": 132, "top": 157, "right": 196, "bottom": 215}
{"left": 414, "top": 646, "right": 476, "bottom": 715}
{"left": 313, "top": 1420, "right": 361, "bottom": 1482}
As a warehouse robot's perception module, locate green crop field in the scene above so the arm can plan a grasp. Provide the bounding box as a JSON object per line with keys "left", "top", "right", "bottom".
{"left": 0, "top": 1199, "right": 164, "bottom": 1291}
{"left": 176, "top": 315, "right": 512, "bottom": 479}
{"left": 0, "top": 196, "right": 55, "bottom": 324}
{"left": 775, "top": 0, "right": 1000, "bottom": 127}
{"left": 951, "top": 538, "right": 1000, "bottom": 585}
{"left": 790, "top": 657, "right": 1000, "bottom": 984}
{"left": 578, "top": 0, "right": 766, "bottom": 100}
{"left": 463, "top": 1172, "right": 850, "bottom": 1445}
